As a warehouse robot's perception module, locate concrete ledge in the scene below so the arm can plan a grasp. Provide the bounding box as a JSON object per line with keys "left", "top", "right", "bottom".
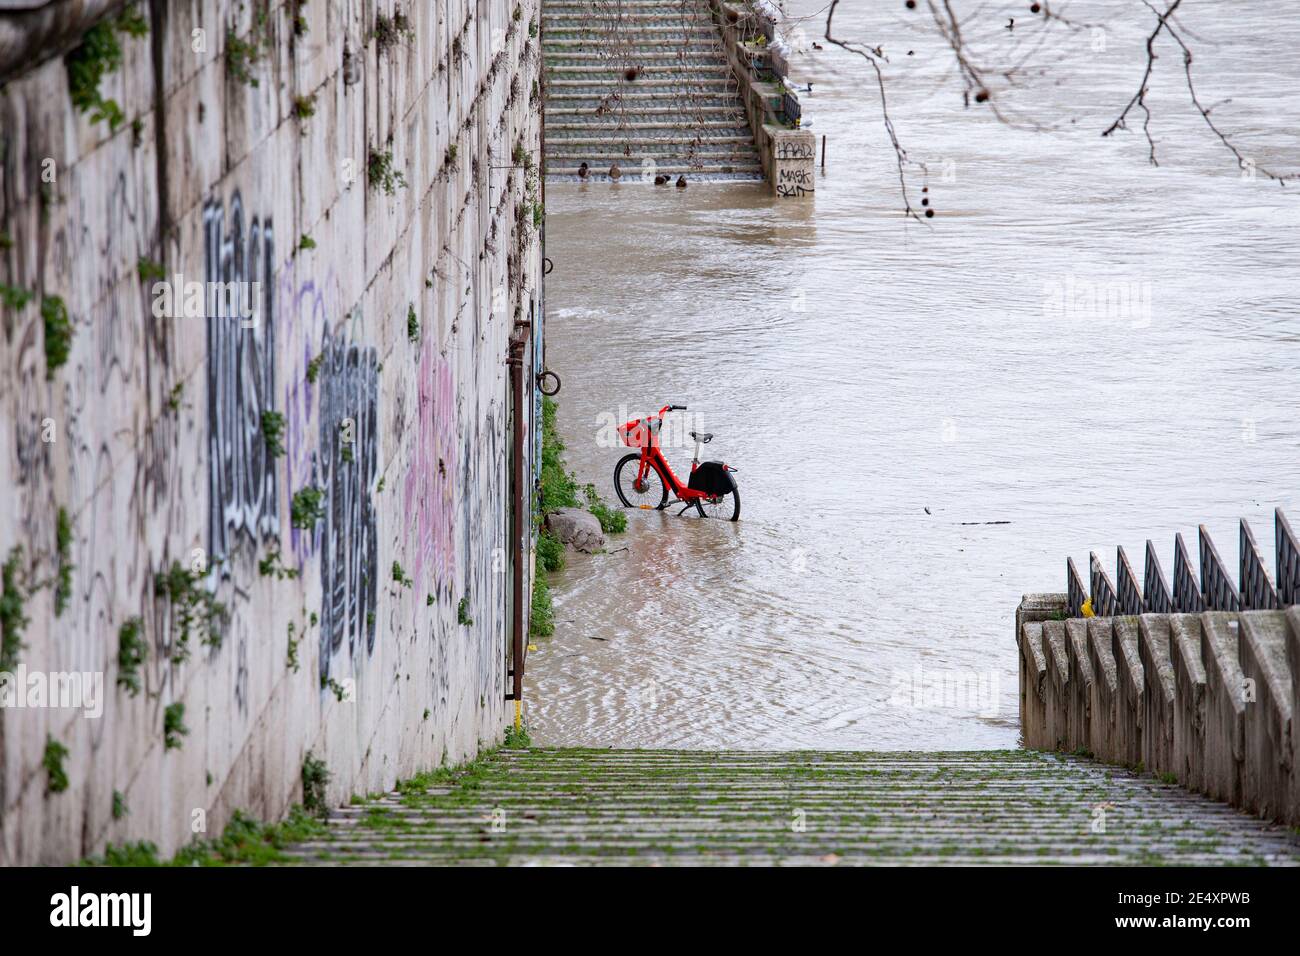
{"left": 1113, "top": 617, "right": 1145, "bottom": 769}
{"left": 1238, "top": 611, "right": 1294, "bottom": 821}
{"left": 1065, "top": 619, "right": 1094, "bottom": 756}
{"left": 1169, "top": 614, "right": 1207, "bottom": 792}
{"left": 1138, "top": 614, "right": 1176, "bottom": 776}
{"left": 1018, "top": 622, "right": 1048, "bottom": 750}
{"left": 1201, "top": 612, "right": 1247, "bottom": 806}
{"left": 1086, "top": 618, "right": 1119, "bottom": 764}
{"left": 1041, "top": 621, "right": 1070, "bottom": 753}
{"left": 1016, "top": 596, "right": 1300, "bottom": 823}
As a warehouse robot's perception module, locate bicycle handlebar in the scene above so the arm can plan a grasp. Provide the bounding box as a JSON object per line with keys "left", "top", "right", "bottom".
{"left": 658, "top": 404, "right": 687, "bottom": 415}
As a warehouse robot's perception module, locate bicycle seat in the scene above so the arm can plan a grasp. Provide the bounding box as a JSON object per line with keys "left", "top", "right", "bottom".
{"left": 690, "top": 431, "right": 714, "bottom": 443}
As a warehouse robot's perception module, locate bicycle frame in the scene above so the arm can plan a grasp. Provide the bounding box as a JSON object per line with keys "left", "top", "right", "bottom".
{"left": 628, "top": 405, "right": 712, "bottom": 503}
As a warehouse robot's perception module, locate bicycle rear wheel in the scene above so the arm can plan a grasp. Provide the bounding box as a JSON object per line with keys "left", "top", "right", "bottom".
{"left": 614, "top": 453, "right": 668, "bottom": 510}
{"left": 695, "top": 487, "right": 740, "bottom": 521}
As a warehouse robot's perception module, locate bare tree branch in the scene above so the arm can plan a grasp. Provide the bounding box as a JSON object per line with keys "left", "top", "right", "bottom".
{"left": 824, "top": 0, "right": 926, "bottom": 220}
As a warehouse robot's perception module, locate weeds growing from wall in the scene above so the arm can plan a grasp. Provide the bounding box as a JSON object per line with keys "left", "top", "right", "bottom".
{"left": 258, "top": 547, "right": 299, "bottom": 580}
{"left": 292, "top": 94, "right": 316, "bottom": 120}
{"left": 530, "top": 574, "right": 554, "bottom": 637}
{"left": 44, "top": 737, "right": 70, "bottom": 794}
{"left": 112, "top": 791, "right": 128, "bottom": 821}
{"left": 65, "top": 16, "right": 131, "bottom": 130}
{"left": 290, "top": 487, "right": 326, "bottom": 529}
{"left": 306, "top": 353, "right": 324, "bottom": 383}
{"left": 503, "top": 722, "right": 532, "bottom": 748}
{"left": 457, "top": 597, "right": 473, "bottom": 626}
{"left": 536, "top": 530, "right": 564, "bottom": 572}
{"left": 1, "top": 547, "right": 28, "bottom": 671}
{"left": 136, "top": 257, "right": 166, "bottom": 282}
{"left": 163, "top": 703, "right": 188, "bottom": 750}
{"left": 261, "top": 409, "right": 287, "bottom": 458}
{"left": 286, "top": 622, "right": 301, "bottom": 672}
{"left": 298, "top": 233, "right": 316, "bottom": 251}
{"left": 54, "top": 507, "right": 74, "bottom": 615}
{"left": 368, "top": 148, "right": 407, "bottom": 195}
{"left": 0, "top": 284, "right": 33, "bottom": 311}
{"left": 373, "top": 8, "right": 414, "bottom": 53}
{"left": 116, "top": 616, "right": 147, "bottom": 696}
{"left": 540, "top": 397, "right": 580, "bottom": 511}
{"left": 321, "top": 676, "right": 346, "bottom": 701}
{"left": 302, "top": 753, "right": 331, "bottom": 817}
{"left": 225, "top": 23, "right": 267, "bottom": 88}
{"left": 41, "top": 296, "right": 73, "bottom": 378}
{"left": 154, "top": 561, "right": 227, "bottom": 657}
{"left": 407, "top": 304, "right": 420, "bottom": 343}
{"left": 87, "top": 806, "right": 327, "bottom": 866}
{"left": 392, "top": 561, "right": 412, "bottom": 588}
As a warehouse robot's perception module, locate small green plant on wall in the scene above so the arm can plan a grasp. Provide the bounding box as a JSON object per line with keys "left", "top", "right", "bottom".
{"left": 42, "top": 296, "right": 73, "bottom": 378}
{"left": 368, "top": 147, "right": 407, "bottom": 195}
{"left": 116, "top": 616, "right": 147, "bottom": 696}
{"left": 54, "top": 507, "right": 74, "bottom": 616}
{"left": 291, "top": 487, "right": 326, "bottom": 529}
{"left": 44, "top": 737, "right": 70, "bottom": 793}
{"left": 302, "top": 752, "right": 330, "bottom": 818}
{"left": 163, "top": 703, "right": 188, "bottom": 750}
{"left": 1, "top": 546, "right": 28, "bottom": 671}
{"left": 261, "top": 410, "right": 287, "bottom": 458}
{"left": 407, "top": 304, "right": 420, "bottom": 343}
{"left": 154, "top": 561, "right": 227, "bottom": 658}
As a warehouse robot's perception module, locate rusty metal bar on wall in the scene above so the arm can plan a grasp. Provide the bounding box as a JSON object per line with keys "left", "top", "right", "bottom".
{"left": 505, "top": 326, "right": 529, "bottom": 712}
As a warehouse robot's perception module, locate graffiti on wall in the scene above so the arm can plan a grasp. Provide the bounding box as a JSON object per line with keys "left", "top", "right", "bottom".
{"left": 316, "top": 327, "right": 380, "bottom": 680}
{"left": 402, "top": 339, "right": 457, "bottom": 592}
{"left": 205, "top": 191, "right": 278, "bottom": 569}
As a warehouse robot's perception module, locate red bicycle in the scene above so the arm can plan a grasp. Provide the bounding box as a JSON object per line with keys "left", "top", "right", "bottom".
{"left": 613, "top": 404, "right": 740, "bottom": 521}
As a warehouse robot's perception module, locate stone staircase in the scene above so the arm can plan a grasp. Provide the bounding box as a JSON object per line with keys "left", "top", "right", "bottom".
{"left": 542, "top": 0, "right": 764, "bottom": 180}
{"left": 282, "top": 748, "right": 1300, "bottom": 865}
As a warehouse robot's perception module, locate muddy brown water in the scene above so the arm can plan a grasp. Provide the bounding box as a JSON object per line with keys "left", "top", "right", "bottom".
{"left": 525, "top": 0, "right": 1300, "bottom": 750}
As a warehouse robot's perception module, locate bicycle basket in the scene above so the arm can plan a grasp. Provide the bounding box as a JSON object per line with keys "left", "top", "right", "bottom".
{"left": 618, "top": 417, "right": 660, "bottom": 449}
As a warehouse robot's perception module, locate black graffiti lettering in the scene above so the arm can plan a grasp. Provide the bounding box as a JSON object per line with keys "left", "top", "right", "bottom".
{"left": 776, "top": 141, "right": 814, "bottom": 161}
{"left": 317, "top": 327, "right": 380, "bottom": 680}
{"left": 205, "top": 191, "right": 278, "bottom": 569}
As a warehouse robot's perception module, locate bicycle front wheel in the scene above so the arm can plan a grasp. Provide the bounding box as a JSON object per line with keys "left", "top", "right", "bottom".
{"left": 614, "top": 453, "right": 668, "bottom": 510}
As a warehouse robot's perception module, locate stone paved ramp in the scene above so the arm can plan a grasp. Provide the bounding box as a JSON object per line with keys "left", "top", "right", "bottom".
{"left": 283, "top": 749, "right": 1300, "bottom": 865}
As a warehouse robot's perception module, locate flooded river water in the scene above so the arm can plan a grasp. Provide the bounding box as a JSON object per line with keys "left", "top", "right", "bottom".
{"left": 525, "top": 0, "right": 1300, "bottom": 750}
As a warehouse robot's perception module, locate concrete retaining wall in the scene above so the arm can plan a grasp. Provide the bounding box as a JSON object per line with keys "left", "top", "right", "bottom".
{"left": 1017, "top": 595, "right": 1298, "bottom": 825}
{"left": 0, "top": 0, "right": 543, "bottom": 864}
{"left": 710, "top": 0, "right": 814, "bottom": 198}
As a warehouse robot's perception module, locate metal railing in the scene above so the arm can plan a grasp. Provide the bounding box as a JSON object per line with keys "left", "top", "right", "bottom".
{"left": 1065, "top": 507, "right": 1300, "bottom": 617}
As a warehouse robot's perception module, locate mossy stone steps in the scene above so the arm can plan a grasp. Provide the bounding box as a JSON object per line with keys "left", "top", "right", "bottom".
{"left": 281, "top": 749, "right": 1300, "bottom": 866}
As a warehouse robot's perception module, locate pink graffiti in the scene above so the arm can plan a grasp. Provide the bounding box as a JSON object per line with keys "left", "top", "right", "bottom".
{"left": 404, "top": 340, "right": 456, "bottom": 586}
